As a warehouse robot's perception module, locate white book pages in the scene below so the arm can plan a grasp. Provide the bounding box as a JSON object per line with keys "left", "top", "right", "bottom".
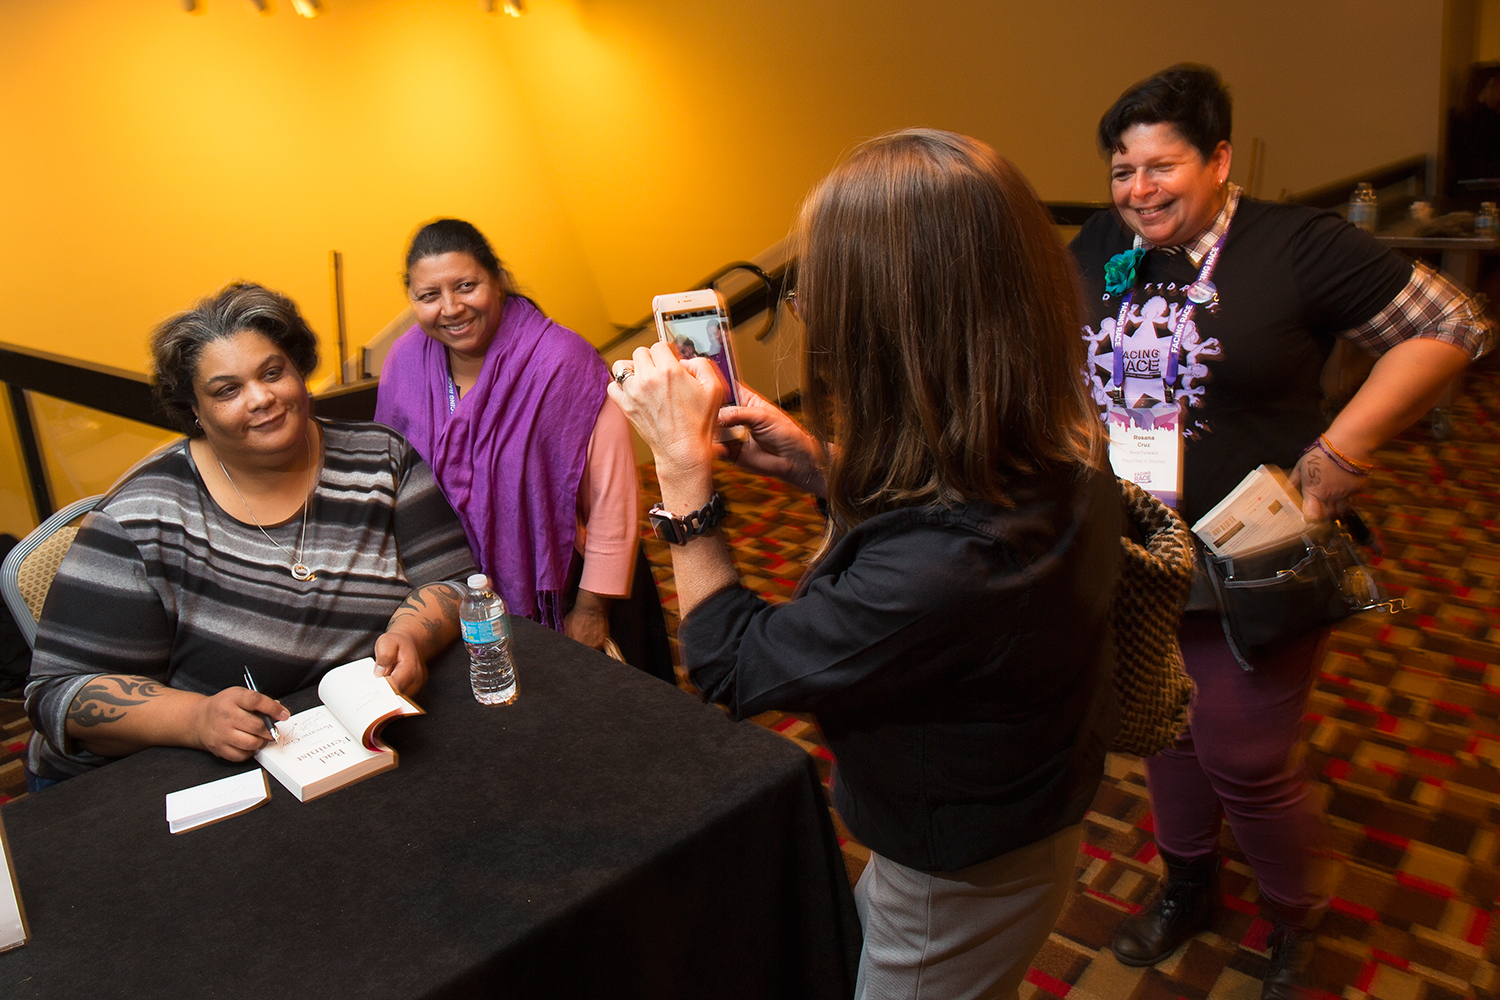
{"left": 254, "top": 706, "right": 392, "bottom": 802}
{"left": 164, "top": 769, "right": 270, "bottom": 834}
{"left": 0, "top": 813, "right": 29, "bottom": 952}
{"left": 317, "top": 658, "right": 421, "bottom": 750}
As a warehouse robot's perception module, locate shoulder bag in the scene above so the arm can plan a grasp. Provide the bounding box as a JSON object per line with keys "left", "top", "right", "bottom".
{"left": 1204, "top": 518, "right": 1405, "bottom": 672}
{"left": 1112, "top": 480, "right": 1197, "bottom": 757}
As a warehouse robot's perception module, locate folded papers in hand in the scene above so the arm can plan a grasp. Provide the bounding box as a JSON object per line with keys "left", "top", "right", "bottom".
{"left": 1191, "top": 465, "right": 1308, "bottom": 559}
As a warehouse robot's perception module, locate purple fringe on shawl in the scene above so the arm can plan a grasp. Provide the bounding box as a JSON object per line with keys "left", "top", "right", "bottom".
{"left": 373, "top": 297, "right": 609, "bottom": 629}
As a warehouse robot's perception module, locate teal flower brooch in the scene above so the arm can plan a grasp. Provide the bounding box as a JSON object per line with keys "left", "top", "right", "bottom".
{"left": 1103, "top": 247, "right": 1146, "bottom": 297}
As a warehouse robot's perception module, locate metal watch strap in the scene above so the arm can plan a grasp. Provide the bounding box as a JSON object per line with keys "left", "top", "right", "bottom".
{"left": 648, "top": 492, "right": 726, "bottom": 545}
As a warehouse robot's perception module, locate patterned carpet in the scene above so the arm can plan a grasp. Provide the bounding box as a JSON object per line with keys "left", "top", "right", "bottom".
{"left": 2, "top": 357, "right": 1497, "bottom": 998}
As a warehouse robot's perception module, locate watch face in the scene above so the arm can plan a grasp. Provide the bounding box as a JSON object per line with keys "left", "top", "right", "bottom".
{"left": 648, "top": 494, "right": 726, "bottom": 545}
{"left": 649, "top": 509, "right": 688, "bottom": 545}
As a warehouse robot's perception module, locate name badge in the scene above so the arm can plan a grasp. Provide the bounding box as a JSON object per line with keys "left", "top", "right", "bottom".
{"left": 1107, "top": 401, "right": 1184, "bottom": 508}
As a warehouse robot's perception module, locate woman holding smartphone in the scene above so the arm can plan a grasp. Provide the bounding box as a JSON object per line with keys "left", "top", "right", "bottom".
{"left": 610, "top": 129, "right": 1121, "bottom": 999}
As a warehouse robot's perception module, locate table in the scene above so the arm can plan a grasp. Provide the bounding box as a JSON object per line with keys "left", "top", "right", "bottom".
{"left": 0, "top": 618, "right": 860, "bottom": 999}
{"left": 1374, "top": 221, "right": 1499, "bottom": 290}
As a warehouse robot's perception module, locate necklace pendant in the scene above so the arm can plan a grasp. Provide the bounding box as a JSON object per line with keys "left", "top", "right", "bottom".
{"left": 291, "top": 563, "right": 315, "bottom": 582}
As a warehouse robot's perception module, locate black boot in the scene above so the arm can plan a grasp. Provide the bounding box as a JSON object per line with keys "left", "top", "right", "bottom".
{"left": 1260, "top": 915, "right": 1314, "bottom": 1000}
{"left": 1111, "top": 850, "right": 1220, "bottom": 967}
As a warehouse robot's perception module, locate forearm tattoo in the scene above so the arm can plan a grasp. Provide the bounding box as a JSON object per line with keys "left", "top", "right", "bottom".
{"left": 69, "top": 676, "right": 165, "bottom": 729}
{"left": 388, "top": 584, "right": 463, "bottom": 651}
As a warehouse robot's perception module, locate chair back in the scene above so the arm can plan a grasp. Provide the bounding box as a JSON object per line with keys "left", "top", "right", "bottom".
{"left": 1, "top": 496, "right": 104, "bottom": 650}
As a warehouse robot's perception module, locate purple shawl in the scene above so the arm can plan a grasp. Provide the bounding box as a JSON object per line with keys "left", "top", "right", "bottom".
{"left": 374, "top": 297, "right": 609, "bottom": 628}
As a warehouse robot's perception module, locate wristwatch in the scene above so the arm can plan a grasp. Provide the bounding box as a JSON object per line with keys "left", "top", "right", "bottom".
{"left": 648, "top": 492, "right": 727, "bottom": 545}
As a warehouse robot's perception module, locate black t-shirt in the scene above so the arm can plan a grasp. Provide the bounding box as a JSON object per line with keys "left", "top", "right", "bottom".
{"left": 1068, "top": 198, "right": 1412, "bottom": 524}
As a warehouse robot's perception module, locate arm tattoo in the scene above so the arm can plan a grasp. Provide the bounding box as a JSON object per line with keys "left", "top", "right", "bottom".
{"left": 68, "top": 676, "right": 165, "bottom": 729}
{"left": 388, "top": 583, "right": 462, "bottom": 628}
{"left": 430, "top": 585, "right": 461, "bottom": 620}
{"left": 387, "top": 584, "right": 464, "bottom": 653}
{"left": 388, "top": 591, "right": 424, "bottom": 626}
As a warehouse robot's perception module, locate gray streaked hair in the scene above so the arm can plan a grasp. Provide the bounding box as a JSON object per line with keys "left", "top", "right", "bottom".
{"left": 150, "top": 282, "right": 319, "bottom": 436}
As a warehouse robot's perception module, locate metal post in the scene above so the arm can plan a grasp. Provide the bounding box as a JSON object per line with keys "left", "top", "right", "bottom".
{"left": 329, "top": 250, "right": 349, "bottom": 384}
{"left": 7, "top": 383, "right": 53, "bottom": 523}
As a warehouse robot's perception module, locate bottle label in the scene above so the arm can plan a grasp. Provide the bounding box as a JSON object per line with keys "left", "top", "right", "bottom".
{"left": 462, "top": 619, "right": 499, "bottom": 645}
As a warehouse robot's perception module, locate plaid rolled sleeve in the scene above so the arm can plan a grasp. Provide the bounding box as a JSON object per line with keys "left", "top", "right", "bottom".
{"left": 1340, "top": 261, "right": 1495, "bottom": 360}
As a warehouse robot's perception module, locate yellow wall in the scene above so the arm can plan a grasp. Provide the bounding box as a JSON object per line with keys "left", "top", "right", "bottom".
{"left": 497, "top": 0, "right": 1445, "bottom": 321}
{"left": 1482, "top": 0, "right": 1500, "bottom": 60}
{"left": 0, "top": 0, "right": 613, "bottom": 378}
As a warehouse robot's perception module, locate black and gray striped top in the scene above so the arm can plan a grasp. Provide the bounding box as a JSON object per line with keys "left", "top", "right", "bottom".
{"left": 26, "top": 420, "right": 477, "bottom": 780}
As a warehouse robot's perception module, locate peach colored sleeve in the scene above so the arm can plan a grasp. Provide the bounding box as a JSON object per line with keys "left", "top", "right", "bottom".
{"left": 576, "top": 396, "right": 638, "bottom": 598}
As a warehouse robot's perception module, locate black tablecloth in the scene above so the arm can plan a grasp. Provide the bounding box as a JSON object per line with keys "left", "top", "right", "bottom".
{"left": 0, "top": 617, "right": 860, "bottom": 999}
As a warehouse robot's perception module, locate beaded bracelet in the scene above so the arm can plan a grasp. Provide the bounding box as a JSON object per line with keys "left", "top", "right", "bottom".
{"left": 1305, "top": 434, "right": 1374, "bottom": 477}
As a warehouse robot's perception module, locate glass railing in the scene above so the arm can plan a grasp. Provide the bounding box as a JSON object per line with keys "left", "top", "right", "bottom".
{"left": 0, "top": 396, "right": 177, "bottom": 536}
{"left": 0, "top": 341, "right": 378, "bottom": 538}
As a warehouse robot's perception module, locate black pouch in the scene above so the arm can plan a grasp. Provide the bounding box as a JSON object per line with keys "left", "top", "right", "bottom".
{"left": 1205, "top": 520, "right": 1404, "bottom": 671}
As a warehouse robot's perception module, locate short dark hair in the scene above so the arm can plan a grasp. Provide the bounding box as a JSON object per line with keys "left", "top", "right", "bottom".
{"left": 150, "top": 282, "right": 319, "bottom": 436}
{"left": 1097, "top": 63, "right": 1232, "bottom": 160}
{"left": 794, "top": 128, "right": 1104, "bottom": 532}
{"left": 403, "top": 218, "right": 510, "bottom": 291}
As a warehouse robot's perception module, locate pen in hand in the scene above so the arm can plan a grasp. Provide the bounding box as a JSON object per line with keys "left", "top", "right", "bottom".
{"left": 242, "top": 668, "right": 282, "bottom": 744}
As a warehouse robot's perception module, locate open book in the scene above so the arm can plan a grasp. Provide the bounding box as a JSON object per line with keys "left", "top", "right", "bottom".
{"left": 254, "top": 658, "right": 423, "bottom": 802}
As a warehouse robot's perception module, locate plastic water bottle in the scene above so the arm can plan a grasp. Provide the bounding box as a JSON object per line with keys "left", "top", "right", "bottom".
{"left": 1477, "top": 202, "right": 1499, "bottom": 240}
{"left": 1348, "top": 182, "right": 1378, "bottom": 233}
{"left": 460, "top": 574, "right": 517, "bottom": 705}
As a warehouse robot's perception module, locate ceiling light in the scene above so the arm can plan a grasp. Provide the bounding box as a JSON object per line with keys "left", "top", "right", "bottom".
{"left": 291, "top": 0, "right": 320, "bottom": 15}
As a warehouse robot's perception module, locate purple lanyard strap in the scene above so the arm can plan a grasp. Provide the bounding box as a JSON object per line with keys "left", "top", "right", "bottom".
{"left": 1110, "top": 230, "right": 1228, "bottom": 404}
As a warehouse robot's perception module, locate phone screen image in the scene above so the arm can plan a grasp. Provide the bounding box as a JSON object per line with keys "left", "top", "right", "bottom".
{"left": 660, "top": 307, "right": 737, "bottom": 397}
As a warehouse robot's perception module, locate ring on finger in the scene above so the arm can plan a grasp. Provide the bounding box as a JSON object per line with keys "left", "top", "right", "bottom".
{"left": 611, "top": 361, "right": 635, "bottom": 385}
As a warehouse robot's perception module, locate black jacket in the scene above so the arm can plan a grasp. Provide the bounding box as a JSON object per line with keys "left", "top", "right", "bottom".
{"left": 680, "top": 466, "right": 1121, "bottom": 872}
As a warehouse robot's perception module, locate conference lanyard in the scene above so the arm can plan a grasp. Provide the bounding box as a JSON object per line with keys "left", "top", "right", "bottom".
{"left": 1109, "top": 228, "right": 1228, "bottom": 403}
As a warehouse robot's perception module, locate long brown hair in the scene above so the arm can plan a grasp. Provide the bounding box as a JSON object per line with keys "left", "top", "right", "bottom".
{"left": 795, "top": 128, "right": 1102, "bottom": 532}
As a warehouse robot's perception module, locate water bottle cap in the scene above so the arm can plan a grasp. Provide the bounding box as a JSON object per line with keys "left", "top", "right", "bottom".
{"left": 467, "top": 574, "right": 490, "bottom": 589}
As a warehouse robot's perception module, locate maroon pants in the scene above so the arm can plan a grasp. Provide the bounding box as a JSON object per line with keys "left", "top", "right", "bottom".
{"left": 1144, "top": 612, "right": 1327, "bottom": 911}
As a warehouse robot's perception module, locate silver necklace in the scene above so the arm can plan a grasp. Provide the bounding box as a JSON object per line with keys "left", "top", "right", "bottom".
{"left": 217, "top": 432, "right": 317, "bottom": 581}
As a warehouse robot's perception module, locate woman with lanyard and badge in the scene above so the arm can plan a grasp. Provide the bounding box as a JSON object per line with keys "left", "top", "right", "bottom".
{"left": 1069, "top": 64, "right": 1492, "bottom": 999}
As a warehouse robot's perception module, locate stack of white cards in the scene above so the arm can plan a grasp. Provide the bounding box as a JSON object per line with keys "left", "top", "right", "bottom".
{"left": 1191, "top": 465, "right": 1308, "bottom": 559}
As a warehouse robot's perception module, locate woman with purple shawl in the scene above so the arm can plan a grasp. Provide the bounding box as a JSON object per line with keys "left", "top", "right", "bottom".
{"left": 375, "top": 219, "right": 666, "bottom": 674}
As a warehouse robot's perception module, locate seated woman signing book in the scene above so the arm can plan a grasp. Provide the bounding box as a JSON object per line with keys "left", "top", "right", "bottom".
{"left": 23, "top": 283, "right": 477, "bottom": 790}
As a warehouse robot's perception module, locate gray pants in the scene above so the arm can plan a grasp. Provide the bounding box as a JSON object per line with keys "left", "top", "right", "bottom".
{"left": 853, "top": 824, "right": 1083, "bottom": 1000}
